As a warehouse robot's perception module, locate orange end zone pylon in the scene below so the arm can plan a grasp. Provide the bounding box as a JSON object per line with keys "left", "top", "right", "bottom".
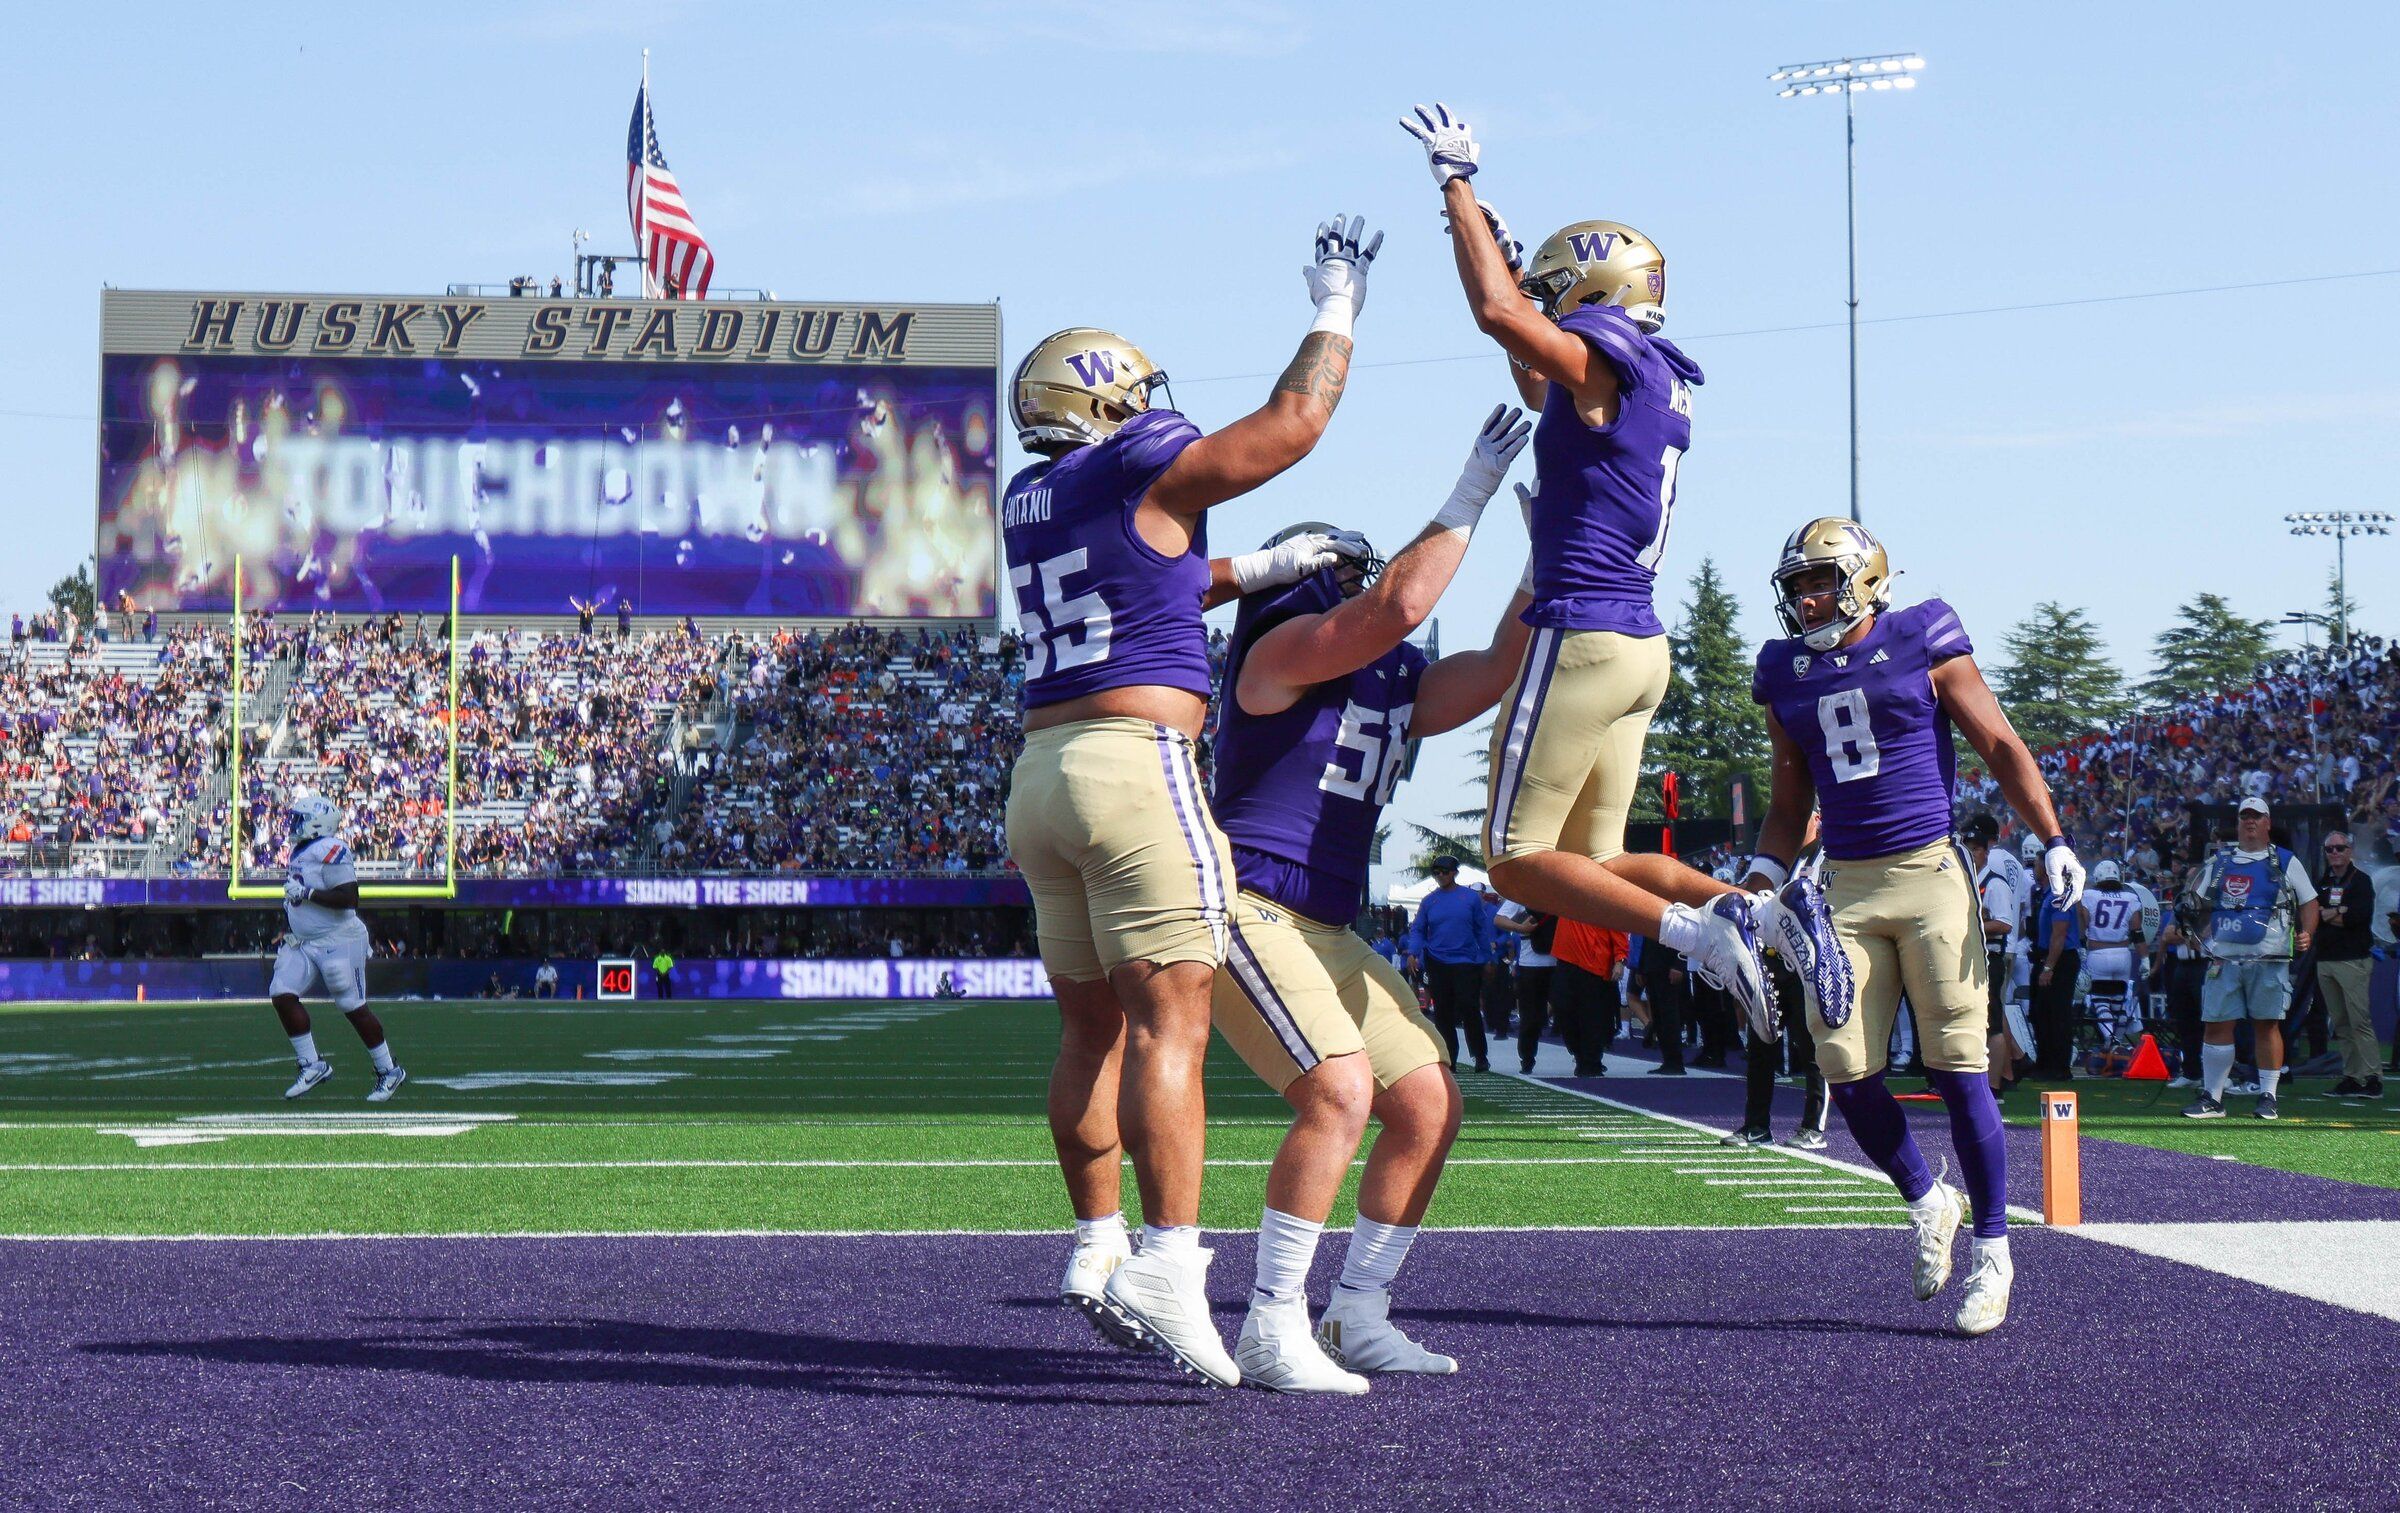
{"left": 2040, "top": 1090, "right": 2081, "bottom": 1226}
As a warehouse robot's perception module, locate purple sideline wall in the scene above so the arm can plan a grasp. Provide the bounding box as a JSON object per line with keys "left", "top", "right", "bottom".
{"left": 0, "top": 878, "right": 1031, "bottom": 909}
{"left": 0, "top": 957, "right": 1051, "bottom": 1003}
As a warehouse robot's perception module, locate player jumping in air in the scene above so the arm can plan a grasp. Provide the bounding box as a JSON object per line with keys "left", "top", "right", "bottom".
{"left": 1208, "top": 405, "right": 1534, "bottom": 1393}
{"left": 1399, "top": 103, "right": 1790, "bottom": 1032}
{"left": 1744, "top": 519, "right": 2085, "bottom": 1336}
{"left": 271, "top": 796, "right": 406, "bottom": 1103}
{"left": 1005, "top": 215, "right": 1382, "bottom": 1387}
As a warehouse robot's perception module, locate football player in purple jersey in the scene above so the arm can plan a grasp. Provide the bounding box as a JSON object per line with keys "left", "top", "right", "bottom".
{"left": 1004, "top": 215, "right": 1385, "bottom": 1386}
{"left": 1744, "top": 518, "right": 2086, "bottom": 1337}
{"left": 1400, "top": 103, "right": 1782, "bottom": 1033}
{"left": 1205, "top": 405, "right": 1534, "bottom": 1392}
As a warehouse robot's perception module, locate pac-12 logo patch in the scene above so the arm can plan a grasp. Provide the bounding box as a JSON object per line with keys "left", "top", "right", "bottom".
{"left": 1792, "top": 655, "right": 1812, "bottom": 677}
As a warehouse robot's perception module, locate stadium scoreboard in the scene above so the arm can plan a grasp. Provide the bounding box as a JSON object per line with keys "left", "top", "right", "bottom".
{"left": 95, "top": 289, "right": 1001, "bottom": 619}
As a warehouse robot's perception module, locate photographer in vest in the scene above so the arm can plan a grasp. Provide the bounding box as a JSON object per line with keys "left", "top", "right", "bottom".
{"left": 2182, "top": 796, "right": 2318, "bottom": 1122}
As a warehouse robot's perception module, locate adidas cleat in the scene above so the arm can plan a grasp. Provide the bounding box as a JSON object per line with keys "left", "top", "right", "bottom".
{"left": 1318, "top": 1286, "right": 1458, "bottom": 1375}
{"left": 1909, "top": 1180, "right": 1965, "bottom": 1302}
{"left": 1103, "top": 1249, "right": 1240, "bottom": 1387}
{"left": 1060, "top": 1242, "right": 1150, "bottom": 1352}
{"left": 366, "top": 1065, "right": 408, "bottom": 1103}
{"left": 1954, "top": 1247, "right": 2014, "bottom": 1337}
{"left": 283, "top": 1059, "right": 333, "bottom": 1100}
{"left": 1236, "top": 1302, "right": 1368, "bottom": 1395}
{"left": 1771, "top": 872, "right": 1854, "bottom": 1030}
{"left": 1678, "top": 895, "right": 1777, "bottom": 1041}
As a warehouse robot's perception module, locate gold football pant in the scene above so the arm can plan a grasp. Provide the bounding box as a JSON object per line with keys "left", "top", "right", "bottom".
{"left": 1483, "top": 628, "right": 1671, "bottom": 867}
{"left": 1211, "top": 892, "right": 1448, "bottom": 1095}
{"left": 1811, "top": 839, "right": 1990, "bottom": 1083}
{"left": 1005, "top": 718, "right": 1234, "bottom": 983}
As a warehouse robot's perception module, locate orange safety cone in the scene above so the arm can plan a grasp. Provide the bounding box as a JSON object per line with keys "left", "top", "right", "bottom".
{"left": 2123, "top": 1033, "right": 2170, "bottom": 1081}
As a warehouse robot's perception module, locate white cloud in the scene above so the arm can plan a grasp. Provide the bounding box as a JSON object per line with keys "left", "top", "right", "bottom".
{"left": 877, "top": 0, "right": 1306, "bottom": 57}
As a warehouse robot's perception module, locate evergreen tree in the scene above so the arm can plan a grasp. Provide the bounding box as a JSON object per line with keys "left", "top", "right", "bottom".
{"left": 1993, "top": 602, "right": 2128, "bottom": 750}
{"left": 2142, "top": 592, "right": 2275, "bottom": 707}
{"left": 2324, "top": 567, "right": 2360, "bottom": 651}
{"left": 46, "top": 563, "right": 95, "bottom": 625}
{"left": 1645, "top": 558, "right": 1765, "bottom": 817}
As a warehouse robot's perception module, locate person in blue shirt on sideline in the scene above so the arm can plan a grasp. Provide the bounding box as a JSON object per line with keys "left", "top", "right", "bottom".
{"left": 2030, "top": 876, "right": 2088, "bottom": 1080}
{"left": 1404, "top": 856, "right": 1498, "bottom": 1071}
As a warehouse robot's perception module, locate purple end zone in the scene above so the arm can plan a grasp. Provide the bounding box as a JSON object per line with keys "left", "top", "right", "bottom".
{"left": 1549, "top": 1066, "right": 2400, "bottom": 1223}
{"left": 2, "top": 1231, "right": 2395, "bottom": 1511}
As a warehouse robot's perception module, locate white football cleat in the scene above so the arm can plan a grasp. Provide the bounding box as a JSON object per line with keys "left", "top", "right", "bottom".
{"left": 1060, "top": 1241, "right": 1149, "bottom": 1352}
{"left": 283, "top": 1059, "right": 333, "bottom": 1100}
{"left": 1236, "top": 1301, "right": 1368, "bottom": 1395}
{"left": 1909, "top": 1180, "right": 1965, "bottom": 1301}
{"left": 1673, "top": 897, "right": 1777, "bottom": 1039}
{"left": 366, "top": 1065, "right": 408, "bottom": 1103}
{"left": 1103, "top": 1248, "right": 1240, "bottom": 1387}
{"left": 1954, "top": 1246, "right": 2014, "bottom": 1336}
{"left": 1318, "top": 1286, "right": 1458, "bottom": 1375}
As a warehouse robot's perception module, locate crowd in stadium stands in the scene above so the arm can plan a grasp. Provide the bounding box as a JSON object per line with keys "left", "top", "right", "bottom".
{"left": 663, "top": 623, "right": 1026, "bottom": 873}
{"left": 1969, "top": 636, "right": 2400, "bottom": 885}
{"left": 180, "top": 614, "right": 721, "bottom": 877}
{"left": 1, "top": 622, "right": 250, "bottom": 863}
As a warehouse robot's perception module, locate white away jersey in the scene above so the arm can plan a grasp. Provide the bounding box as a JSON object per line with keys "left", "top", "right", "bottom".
{"left": 285, "top": 835, "right": 365, "bottom": 943}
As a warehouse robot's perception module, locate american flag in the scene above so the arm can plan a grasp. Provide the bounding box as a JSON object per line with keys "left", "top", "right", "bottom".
{"left": 626, "top": 75, "right": 714, "bottom": 301}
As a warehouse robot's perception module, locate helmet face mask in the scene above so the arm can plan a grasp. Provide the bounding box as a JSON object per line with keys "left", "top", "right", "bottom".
{"left": 1010, "top": 327, "right": 1170, "bottom": 452}
{"left": 1772, "top": 517, "right": 1892, "bottom": 652}
{"left": 1264, "top": 521, "right": 1381, "bottom": 602}
{"left": 1520, "top": 220, "right": 1667, "bottom": 332}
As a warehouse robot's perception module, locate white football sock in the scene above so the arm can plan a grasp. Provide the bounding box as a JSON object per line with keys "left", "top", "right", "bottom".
{"left": 1335, "top": 1216, "right": 1418, "bottom": 1297}
{"left": 1657, "top": 904, "right": 1704, "bottom": 958}
{"left": 289, "top": 1033, "right": 319, "bottom": 1066}
{"left": 1251, "top": 1207, "right": 1324, "bottom": 1306}
{"left": 1074, "top": 1212, "right": 1128, "bottom": 1250}
{"left": 1141, "top": 1223, "right": 1201, "bottom": 1261}
{"left": 2256, "top": 1065, "right": 2282, "bottom": 1096}
{"left": 1971, "top": 1235, "right": 2011, "bottom": 1269}
{"left": 2202, "top": 1042, "right": 2237, "bottom": 1100}
{"left": 368, "top": 1041, "right": 395, "bottom": 1074}
{"left": 1906, "top": 1186, "right": 1949, "bottom": 1221}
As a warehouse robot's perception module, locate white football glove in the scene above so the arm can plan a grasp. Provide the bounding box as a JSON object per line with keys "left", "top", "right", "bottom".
{"left": 2044, "top": 839, "right": 2087, "bottom": 910}
{"left": 1432, "top": 405, "right": 1531, "bottom": 535}
{"left": 1447, "top": 197, "right": 1523, "bottom": 272}
{"left": 1514, "top": 481, "right": 1537, "bottom": 595}
{"left": 1399, "top": 101, "right": 1481, "bottom": 187}
{"left": 283, "top": 875, "right": 312, "bottom": 905}
{"left": 1303, "top": 213, "right": 1383, "bottom": 336}
{"left": 1227, "top": 528, "right": 1371, "bottom": 596}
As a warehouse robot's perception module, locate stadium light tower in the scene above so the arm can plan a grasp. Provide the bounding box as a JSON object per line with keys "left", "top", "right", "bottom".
{"left": 1770, "top": 51, "right": 1926, "bottom": 523}
{"left": 2283, "top": 511, "right": 2393, "bottom": 649}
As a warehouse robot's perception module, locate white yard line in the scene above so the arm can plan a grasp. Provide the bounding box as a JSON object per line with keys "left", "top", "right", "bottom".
{"left": 0, "top": 1221, "right": 1908, "bottom": 1244}
{"left": 0, "top": 1154, "right": 1767, "bottom": 1175}
{"left": 2070, "top": 1221, "right": 2400, "bottom": 1323}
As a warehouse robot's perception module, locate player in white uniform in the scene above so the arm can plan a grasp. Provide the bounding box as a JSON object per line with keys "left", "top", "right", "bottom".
{"left": 2080, "top": 861, "right": 2147, "bottom": 1044}
{"left": 270, "top": 796, "right": 406, "bottom": 1102}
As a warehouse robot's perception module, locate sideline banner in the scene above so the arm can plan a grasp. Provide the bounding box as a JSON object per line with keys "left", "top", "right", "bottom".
{"left": 0, "top": 956, "right": 1049, "bottom": 1003}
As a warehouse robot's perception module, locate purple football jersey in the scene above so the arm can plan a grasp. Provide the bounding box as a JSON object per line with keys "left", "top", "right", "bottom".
{"left": 1524, "top": 306, "right": 1704, "bottom": 637}
{"left": 1752, "top": 599, "right": 1975, "bottom": 860}
{"left": 1002, "top": 409, "right": 1210, "bottom": 710}
{"left": 1212, "top": 572, "right": 1428, "bottom": 925}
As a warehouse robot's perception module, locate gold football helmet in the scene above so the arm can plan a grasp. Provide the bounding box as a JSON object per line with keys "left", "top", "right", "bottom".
{"left": 1772, "top": 517, "right": 1892, "bottom": 651}
{"left": 1520, "top": 220, "right": 1667, "bottom": 331}
{"left": 1010, "top": 327, "right": 1170, "bottom": 451}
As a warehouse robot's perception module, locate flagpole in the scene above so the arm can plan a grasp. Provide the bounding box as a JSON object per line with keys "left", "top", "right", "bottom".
{"left": 637, "top": 50, "right": 659, "bottom": 299}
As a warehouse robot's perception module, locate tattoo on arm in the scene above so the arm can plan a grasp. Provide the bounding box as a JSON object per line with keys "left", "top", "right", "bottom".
{"left": 1274, "top": 332, "right": 1352, "bottom": 413}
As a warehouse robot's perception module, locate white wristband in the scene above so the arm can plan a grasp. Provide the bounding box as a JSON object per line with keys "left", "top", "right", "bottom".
{"left": 1430, "top": 481, "right": 1491, "bottom": 537}
{"left": 1307, "top": 295, "right": 1355, "bottom": 339}
{"left": 1746, "top": 855, "right": 1791, "bottom": 889}
{"left": 1225, "top": 549, "right": 1273, "bottom": 595}
{"left": 1517, "top": 556, "right": 1536, "bottom": 596}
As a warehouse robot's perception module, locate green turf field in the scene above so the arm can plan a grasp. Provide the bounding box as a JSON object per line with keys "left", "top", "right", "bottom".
{"left": 1, "top": 998, "right": 2390, "bottom": 1238}
{"left": 0, "top": 997, "right": 1920, "bottom": 1238}
{"left": 1997, "top": 1074, "right": 2400, "bottom": 1188}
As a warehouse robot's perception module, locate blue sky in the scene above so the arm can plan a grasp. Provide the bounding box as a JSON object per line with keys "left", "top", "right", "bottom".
{"left": 8, "top": 1, "right": 2398, "bottom": 877}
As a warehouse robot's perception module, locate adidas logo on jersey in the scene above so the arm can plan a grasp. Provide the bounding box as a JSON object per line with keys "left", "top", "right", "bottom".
{"left": 1869, "top": 649, "right": 1890, "bottom": 665}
